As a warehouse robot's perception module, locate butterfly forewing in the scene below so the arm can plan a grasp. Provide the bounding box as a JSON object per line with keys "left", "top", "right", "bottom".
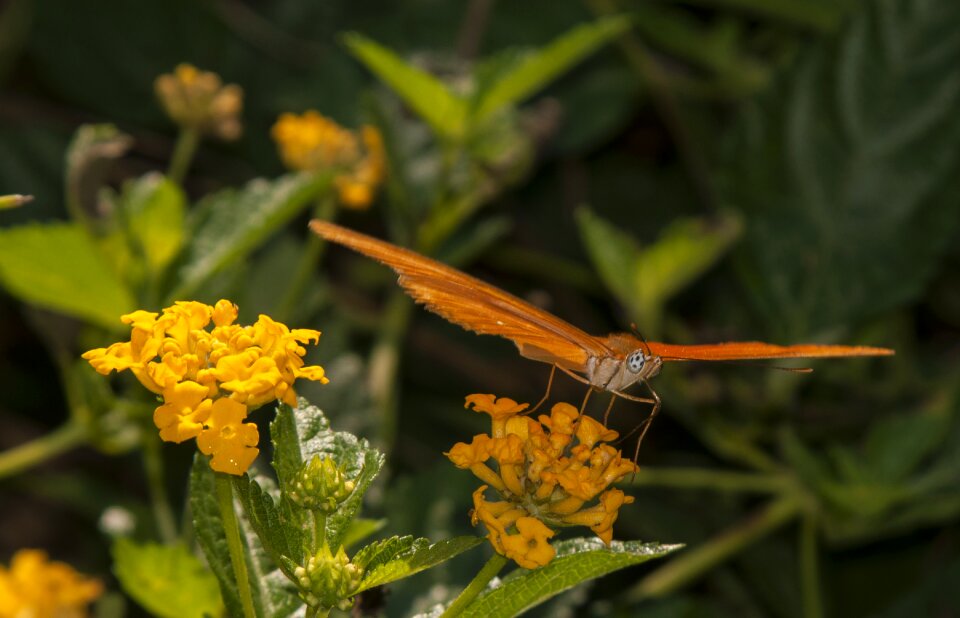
{"left": 311, "top": 221, "right": 612, "bottom": 373}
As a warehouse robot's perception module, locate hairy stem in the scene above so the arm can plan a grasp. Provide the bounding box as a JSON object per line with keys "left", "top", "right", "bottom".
{"left": 441, "top": 552, "right": 508, "bottom": 617}
{"left": 167, "top": 127, "right": 200, "bottom": 185}
{"left": 215, "top": 474, "right": 256, "bottom": 618}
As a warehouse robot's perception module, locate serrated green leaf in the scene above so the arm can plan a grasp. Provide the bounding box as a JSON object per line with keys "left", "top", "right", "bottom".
{"left": 724, "top": 0, "right": 960, "bottom": 337}
{"left": 123, "top": 173, "right": 185, "bottom": 275}
{"left": 232, "top": 472, "right": 304, "bottom": 577}
{"left": 354, "top": 535, "right": 421, "bottom": 571}
{"left": 271, "top": 399, "right": 385, "bottom": 549}
{"left": 172, "top": 172, "right": 330, "bottom": 301}
{"left": 461, "top": 539, "right": 680, "bottom": 617}
{"left": 112, "top": 538, "right": 223, "bottom": 618}
{"left": 357, "top": 536, "right": 483, "bottom": 592}
{"left": 190, "top": 456, "right": 302, "bottom": 618}
{"left": 575, "top": 207, "right": 642, "bottom": 305}
{"left": 0, "top": 222, "right": 134, "bottom": 328}
{"left": 343, "top": 32, "right": 468, "bottom": 141}
{"left": 472, "top": 15, "right": 632, "bottom": 126}
{"left": 342, "top": 518, "right": 388, "bottom": 550}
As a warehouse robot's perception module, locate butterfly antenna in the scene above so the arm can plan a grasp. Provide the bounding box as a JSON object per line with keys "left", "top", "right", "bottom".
{"left": 630, "top": 323, "right": 653, "bottom": 357}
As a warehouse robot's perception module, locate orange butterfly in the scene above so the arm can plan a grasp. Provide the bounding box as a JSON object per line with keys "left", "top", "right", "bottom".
{"left": 311, "top": 220, "right": 893, "bottom": 435}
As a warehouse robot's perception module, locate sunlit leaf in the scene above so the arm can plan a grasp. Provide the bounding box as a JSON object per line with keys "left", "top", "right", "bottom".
{"left": 343, "top": 32, "right": 468, "bottom": 141}
{"left": 112, "top": 539, "right": 223, "bottom": 618}
{"left": 0, "top": 222, "right": 134, "bottom": 328}
{"left": 460, "top": 539, "right": 681, "bottom": 617}
{"left": 356, "top": 536, "right": 483, "bottom": 592}
{"left": 123, "top": 173, "right": 186, "bottom": 275}
{"left": 472, "top": 15, "right": 633, "bottom": 125}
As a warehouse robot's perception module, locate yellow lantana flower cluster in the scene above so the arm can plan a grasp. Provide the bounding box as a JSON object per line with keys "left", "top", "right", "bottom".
{"left": 446, "top": 394, "right": 637, "bottom": 569}
{"left": 0, "top": 549, "right": 103, "bottom": 618}
{"left": 83, "top": 300, "right": 327, "bottom": 475}
{"left": 154, "top": 63, "right": 243, "bottom": 140}
{"left": 271, "top": 110, "right": 386, "bottom": 209}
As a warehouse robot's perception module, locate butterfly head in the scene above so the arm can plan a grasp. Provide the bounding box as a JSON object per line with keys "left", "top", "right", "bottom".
{"left": 626, "top": 349, "right": 661, "bottom": 379}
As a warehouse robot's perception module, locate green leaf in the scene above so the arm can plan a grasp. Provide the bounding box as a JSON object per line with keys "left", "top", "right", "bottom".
{"left": 356, "top": 536, "right": 483, "bottom": 592}
{"left": 112, "top": 538, "right": 223, "bottom": 618}
{"left": 0, "top": 222, "right": 134, "bottom": 328}
{"left": 472, "top": 15, "right": 632, "bottom": 125}
{"left": 270, "top": 399, "right": 385, "bottom": 549}
{"left": 343, "top": 32, "right": 468, "bottom": 141}
{"left": 232, "top": 472, "right": 304, "bottom": 577}
{"left": 461, "top": 539, "right": 681, "bottom": 617}
{"left": 342, "top": 518, "right": 388, "bottom": 550}
{"left": 724, "top": 0, "right": 960, "bottom": 337}
{"left": 189, "top": 456, "right": 302, "bottom": 618}
{"left": 123, "top": 173, "right": 186, "bottom": 275}
{"left": 575, "top": 207, "right": 642, "bottom": 305}
{"left": 173, "top": 172, "right": 330, "bottom": 301}
{"left": 632, "top": 213, "right": 742, "bottom": 333}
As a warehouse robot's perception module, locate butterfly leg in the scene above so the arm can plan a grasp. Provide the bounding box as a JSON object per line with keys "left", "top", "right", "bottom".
{"left": 624, "top": 379, "right": 661, "bottom": 466}
{"left": 603, "top": 393, "right": 617, "bottom": 425}
{"left": 527, "top": 365, "right": 557, "bottom": 414}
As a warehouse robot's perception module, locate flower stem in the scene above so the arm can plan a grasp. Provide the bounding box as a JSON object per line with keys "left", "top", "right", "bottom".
{"left": 628, "top": 467, "right": 792, "bottom": 494}
{"left": 628, "top": 495, "right": 801, "bottom": 601}
{"left": 367, "top": 292, "right": 412, "bottom": 450}
{"left": 0, "top": 422, "right": 87, "bottom": 480}
{"left": 215, "top": 474, "right": 257, "bottom": 618}
{"left": 441, "top": 552, "right": 507, "bottom": 617}
{"left": 167, "top": 127, "right": 200, "bottom": 185}
{"left": 799, "top": 512, "right": 824, "bottom": 618}
{"left": 312, "top": 510, "right": 327, "bottom": 552}
{"left": 276, "top": 193, "right": 337, "bottom": 322}
{"left": 142, "top": 431, "right": 178, "bottom": 544}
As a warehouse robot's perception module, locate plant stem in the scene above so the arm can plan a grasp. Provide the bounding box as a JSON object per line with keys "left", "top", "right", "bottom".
{"left": 367, "top": 292, "right": 413, "bottom": 450}
{"left": 440, "top": 553, "right": 508, "bottom": 617}
{"left": 0, "top": 422, "right": 87, "bottom": 480}
{"left": 629, "top": 467, "right": 792, "bottom": 494}
{"left": 799, "top": 512, "right": 824, "bottom": 618}
{"left": 215, "top": 474, "right": 257, "bottom": 618}
{"left": 167, "top": 127, "right": 200, "bottom": 185}
{"left": 142, "top": 431, "right": 178, "bottom": 544}
{"left": 275, "top": 193, "right": 337, "bottom": 322}
{"left": 629, "top": 495, "right": 801, "bottom": 600}
{"left": 312, "top": 510, "right": 327, "bottom": 552}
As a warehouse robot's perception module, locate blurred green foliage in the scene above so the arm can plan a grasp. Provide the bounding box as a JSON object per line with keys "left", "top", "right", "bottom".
{"left": 0, "top": 0, "right": 959, "bottom": 616}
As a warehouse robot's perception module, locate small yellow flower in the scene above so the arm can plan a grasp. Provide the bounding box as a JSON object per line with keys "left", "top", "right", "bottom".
{"left": 154, "top": 63, "right": 243, "bottom": 140}
{"left": 271, "top": 110, "right": 386, "bottom": 209}
{"left": 0, "top": 549, "right": 102, "bottom": 618}
{"left": 197, "top": 397, "right": 260, "bottom": 476}
{"left": 448, "top": 396, "right": 637, "bottom": 569}
{"left": 84, "top": 300, "right": 327, "bottom": 475}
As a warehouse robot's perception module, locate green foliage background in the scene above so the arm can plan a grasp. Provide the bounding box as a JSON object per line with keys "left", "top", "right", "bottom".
{"left": 1, "top": 0, "right": 959, "bottom": 616}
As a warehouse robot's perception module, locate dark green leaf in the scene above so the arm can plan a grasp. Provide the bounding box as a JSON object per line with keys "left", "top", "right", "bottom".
{"left": 472, "top": 15, "right": 633, "bottom": 125}
{"left": 0, "top": 222, "right": 134, "bottom": 328}
{"left": 354, "top": 535, "right": 421, "bottom": 571}
{"left": 232, "top": 472, "right": 304, "bottom": 577}
{"left": 724, "top": 0, "right": 960, "bottom": 337}
{"left": 343, "top": 32, "right": 468, "bottom": 141}
{"left": 173, "top": 172, "right": 330, "bottom": 301}
{"left": 460, "top": 539, "right": 681, "bottom": 617}
{"left": 112, "top": 539, "right": 223, "bottom": 618}
{"left": 357, "top": 536, "right": 483, "bottom": 592}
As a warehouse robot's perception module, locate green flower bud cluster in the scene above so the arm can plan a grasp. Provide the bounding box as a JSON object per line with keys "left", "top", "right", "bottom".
{"left": 294, "top": 545, "right": 363, "bottom": 611}
{"left": 286, "top": 455, "right": 356, "bottom": 513}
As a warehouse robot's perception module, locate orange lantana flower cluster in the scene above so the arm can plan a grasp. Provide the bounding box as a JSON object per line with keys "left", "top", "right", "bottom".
{"left": 0, "top": 549, "right": 102, "bottom": 618}
{"left": 271, "top": 110, "right": 386, "bottom": 209}
{"left": 446, "top": 394, "right": 637, "bottom": 569}
{"left": 83, "top": 300, "right": 327, "bottom": 475}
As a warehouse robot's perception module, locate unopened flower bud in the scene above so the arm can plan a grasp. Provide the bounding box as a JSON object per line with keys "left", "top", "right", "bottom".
{"left": 154, "top": 63, "right": 243, "bottom": 141}
{"left": 286, "top": 455, "right": 356, "bottom": 513}
{"left": 293, "top": 545, "right": 363, "bottom": 611}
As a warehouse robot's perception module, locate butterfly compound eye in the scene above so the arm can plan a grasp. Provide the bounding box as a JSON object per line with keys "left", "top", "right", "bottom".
{"left": 627, "top": 350, "right": 645, "bottom": 373}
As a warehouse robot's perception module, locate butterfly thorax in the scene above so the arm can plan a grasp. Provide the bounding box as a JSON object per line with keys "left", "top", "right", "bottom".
{"left": 588, "top": 333, "right": 662, "bottom": 392}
